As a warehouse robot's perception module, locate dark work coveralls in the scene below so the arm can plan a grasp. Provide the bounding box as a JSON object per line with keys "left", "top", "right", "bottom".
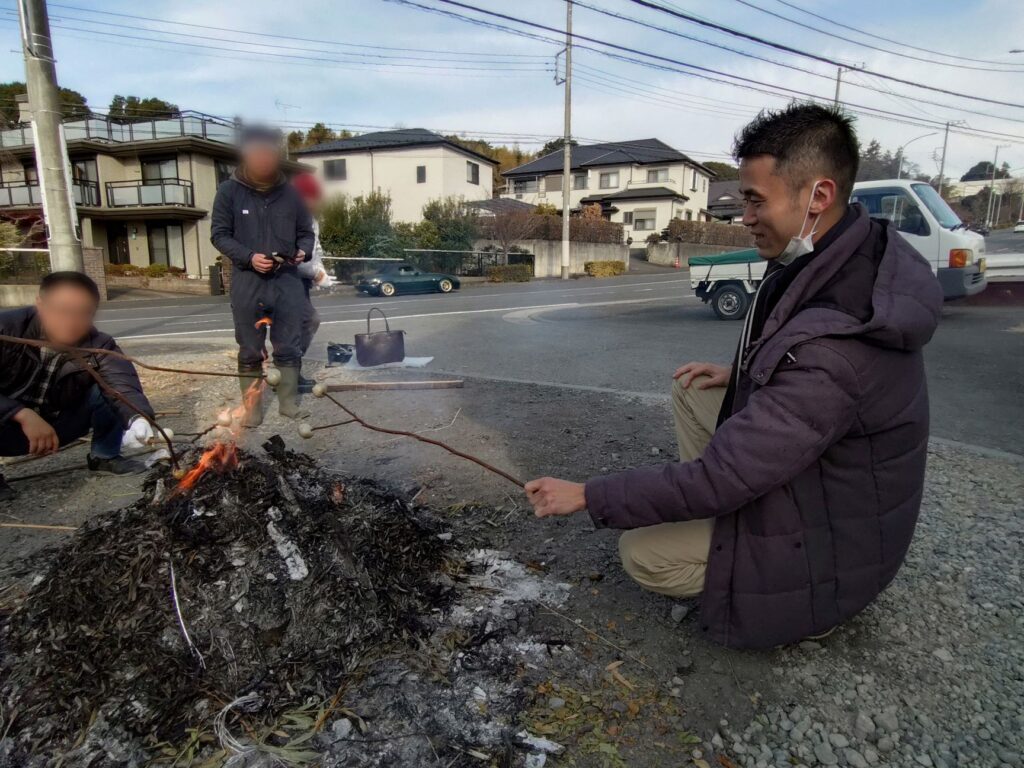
{"left": 210, "top": 173, "right": 315, "bottom": 370}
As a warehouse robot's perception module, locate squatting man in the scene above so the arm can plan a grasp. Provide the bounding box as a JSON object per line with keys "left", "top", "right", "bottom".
{"left": 0, "top": 272, "right": 158, "bottom": 501}
{"left": 527, "top": 104, "right": 943, "bottom": 649}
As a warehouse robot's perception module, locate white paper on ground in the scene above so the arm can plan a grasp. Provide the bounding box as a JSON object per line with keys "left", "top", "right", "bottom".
{"left": 342, "top": 356, "right": 434, "bottom": 370}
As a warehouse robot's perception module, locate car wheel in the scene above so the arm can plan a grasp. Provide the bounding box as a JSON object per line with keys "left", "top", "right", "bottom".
{"left": 380, "top": 282, "right": 396, "bottom": 297}
{"left": 438, "top": 278, "right": 453, "bottom": 293}
{"left": 711, "top": 284, "right": 750, "bottom": 321}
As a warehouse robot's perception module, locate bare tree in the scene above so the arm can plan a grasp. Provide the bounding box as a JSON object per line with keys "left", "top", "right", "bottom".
{"left": 487, "top": 209, "right": 541, "bottom": 256}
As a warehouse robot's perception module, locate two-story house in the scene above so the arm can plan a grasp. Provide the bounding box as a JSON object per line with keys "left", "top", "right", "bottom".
{"left": 0, "top": 98, "right": 306, "bottom": 277}
{"left": 501, "top": 138, "right": 715, "bottom": 242}
{"left": 294, "top": 128, "right": 497, "bottom": 223}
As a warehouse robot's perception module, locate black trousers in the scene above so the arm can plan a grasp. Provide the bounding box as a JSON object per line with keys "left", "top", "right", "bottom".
{"left": 0, "top": 386, "right": 124, "bottom": 460}
{"left": 300, "top": 279, "right": 321, "bottom": 357}
{"left": 231, "top": 268, "right": 305, "bottom": 369}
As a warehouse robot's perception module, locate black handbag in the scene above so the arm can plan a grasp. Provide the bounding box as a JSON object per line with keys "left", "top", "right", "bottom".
{"left": 354, "top": 307, "right": 405, "bottom": 366}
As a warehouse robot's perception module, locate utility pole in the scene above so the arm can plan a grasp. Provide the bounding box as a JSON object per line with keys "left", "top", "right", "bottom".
{"left": 937, "top": 122, "right": 950, "bottom": 197}
{"left": 832, "top": 64, "right": 862, "bottom": 106}
{"left": 984, "top": 145, "right": 1010, "bottom": 228}
{"left": 936, "top": 120, "right": 966, "bottom": 198}
{"left": 17, "top": 0, "right": 82, "bottom": 272}
{"left": 559, "top": 0, "right": 573, "bottom": 280}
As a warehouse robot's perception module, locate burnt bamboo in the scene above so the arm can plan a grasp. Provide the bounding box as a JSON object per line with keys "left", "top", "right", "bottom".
{"left": 0, "top": 334, "right": 263, "bottom": 379}
{"left": 324, "top": 380, "right": 464, "bottom": 392}
{"left": 322, "top": 393, "right": 524, "bottom": 488}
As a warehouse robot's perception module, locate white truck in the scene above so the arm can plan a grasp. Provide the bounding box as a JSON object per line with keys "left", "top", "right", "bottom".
{"left": 691, "top": 179, "right": 988, "bottom": 319}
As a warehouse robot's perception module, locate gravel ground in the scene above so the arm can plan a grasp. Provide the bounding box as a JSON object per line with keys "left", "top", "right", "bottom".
{"left": 1, "top": 343, "right": 1021, "bottom": 767}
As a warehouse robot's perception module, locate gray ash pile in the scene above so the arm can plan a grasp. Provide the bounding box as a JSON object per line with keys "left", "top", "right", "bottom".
{"left": 0, "top": 438, "right": 557, "bottom": 766}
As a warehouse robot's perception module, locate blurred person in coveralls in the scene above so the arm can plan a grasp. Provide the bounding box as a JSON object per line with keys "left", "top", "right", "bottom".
{"left": 291, "top": 172, "right": 336, "bottom": 392}
{"left": 0, "top": 272, "right": 157, "bottom": 500}
{"left": 525, "top": 104, "right": 943, "bottom": 649}
{"left": 211, "top": 127, "right": 315, "bottom": 423}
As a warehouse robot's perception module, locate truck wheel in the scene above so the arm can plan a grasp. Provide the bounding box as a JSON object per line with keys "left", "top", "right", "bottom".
{"left": 712, "top": 284, "right": 750, "bottom": 320}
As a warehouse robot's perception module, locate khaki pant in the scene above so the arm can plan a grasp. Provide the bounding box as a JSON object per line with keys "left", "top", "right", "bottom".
{"left": 617, "top": 376, "right": 725, "bottom": 598}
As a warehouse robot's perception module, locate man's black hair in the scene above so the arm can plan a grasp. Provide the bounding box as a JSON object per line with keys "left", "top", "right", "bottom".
{"left": 733, "top": 102, "right": 860, "bottom": 201}
{"left": 39, "top": 271, "right": 101, "bottom": 303}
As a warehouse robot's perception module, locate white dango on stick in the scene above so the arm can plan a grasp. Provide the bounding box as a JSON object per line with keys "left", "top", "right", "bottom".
{"left": 265, "top": 368, "right": 281, "bottom": 387}
{"left": 297, "top": 423, "right": 314, "bottom": 439}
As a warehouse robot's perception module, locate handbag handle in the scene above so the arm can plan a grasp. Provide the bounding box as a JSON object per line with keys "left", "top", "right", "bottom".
{"left": 366, "top": 306, "right": 390, "bottom": 333}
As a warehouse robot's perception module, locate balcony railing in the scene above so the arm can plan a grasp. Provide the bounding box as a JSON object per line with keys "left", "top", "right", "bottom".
{"left": 74, "top": 180, "right": 100, "bottom": 207}
{"left": 0, "top": 111, "right": 238, "bottom": 149}
{"left": 0, "top": 183, "right": 42, "bottom": 207}
{"left": 106, "top": 179, "right": 194, "bottom": 208}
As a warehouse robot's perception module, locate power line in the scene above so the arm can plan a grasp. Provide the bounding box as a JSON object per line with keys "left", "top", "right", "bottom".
{"left": 574, "top": 0, "right": 1024, "bottom": 124}
{"left": 388, "top": 0, "right": 1024, "bottom": 145}
{"left": 620, "top": 0, "right": 1024, "bottom": 109}
{"left": 29, "top": 7, "right": 544, "bottom": 66}
{"left": 41, "top": 1, "right": 553, "bottom": 58}
{"left": 731, "top": 0, "right": 1024, "bottom": 73}
{"left": 768, "top": 0, "right": 1024, "bottom": 68}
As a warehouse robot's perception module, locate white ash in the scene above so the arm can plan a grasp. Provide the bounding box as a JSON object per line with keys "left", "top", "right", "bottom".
{"left": 264, "top": 506, "right": 308, "bottom": 581}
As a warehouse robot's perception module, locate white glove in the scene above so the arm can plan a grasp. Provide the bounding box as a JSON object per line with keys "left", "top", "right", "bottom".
{"left": 314, "top": 270, "right": 337, "bottom": 289}
{"left": 122, "top": 417, "right": 155, "bottom": 451}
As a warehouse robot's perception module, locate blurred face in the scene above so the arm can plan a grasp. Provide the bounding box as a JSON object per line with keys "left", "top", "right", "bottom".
{"left": 739, "top": 155, "right": 823, "bottom": 260}
{"left": 241, "top": 142, "right": 281, "bottom": 180}
{"left": 36, "top": 284, "right": 97, "bottom": 345}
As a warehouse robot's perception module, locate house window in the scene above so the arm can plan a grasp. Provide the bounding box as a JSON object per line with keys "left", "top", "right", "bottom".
{"left": 467, "top": 161, "right": 480, "bottom": 185}
{"left": 622, "top": 212, "right": 634, "bottom": 225}
{"left": 147, "top": 223, "right": 185, "bottom": 270}
{"left": 685, "top": 210, "right": 693, "bottom": 221}
{"left": 691, "top": 169, "right": 698, "bottom": 191}
{"left": 599, "top": 171, "right": 619, "bottom": 189}
{"left": 416, "top": 165, "right": 426, "bottom": 184}
{"left": 647, "top": 168, "right": 669, "bottom": 183}
{"left": 702, "top": 178, "right": 706, "bottom": 191}
{"left": 573, "top": 173, "right": 587, "bottom": 190}
{"left": 324, "top": 159, "right": 346, "bottom": 180}
{"left": 215, "top": 159, "right": 236, "bottom": 185}
{"left": 633, "top": 209, "right": 657, "bottom": 231}
{"left": 72, "top": 159, "right": 97, "bottom": 183}
{"left": 142, "top": 156, "right": 177, "bottom": 184}
{"left": 545, "top": 174, "right": 564, "bottom": 193}
{"left": 512, "top": 178, "right": 539, "bottom": 194}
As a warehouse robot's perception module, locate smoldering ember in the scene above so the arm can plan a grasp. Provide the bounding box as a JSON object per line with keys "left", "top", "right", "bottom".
{"left": 0, "top": 438, "right": 575, "bottom": 766}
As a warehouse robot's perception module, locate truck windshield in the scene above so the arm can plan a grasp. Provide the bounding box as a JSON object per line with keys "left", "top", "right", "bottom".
{"left": 911, "top": 183, "right": 962, "bottom": 230}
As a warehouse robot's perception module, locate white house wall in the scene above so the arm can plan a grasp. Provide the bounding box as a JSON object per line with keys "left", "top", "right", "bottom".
{"left": 504, "top": 159, "right": 711, "bottom": 219}
{"left": 308, "top": 145, "right": 493, "bottom": 223}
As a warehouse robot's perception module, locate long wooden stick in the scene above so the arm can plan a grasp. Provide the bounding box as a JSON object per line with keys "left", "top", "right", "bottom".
{"left": 322, "top": 393, "right": 524, "bottom": 488}
{"left": 0, "top": 334, "right": 262, "bottom": 380}
{"left": 324, "top": 380, "right": 464, "bottom": 392}
{"left": 0, "top": 522, "right": 76, "bottom": 532}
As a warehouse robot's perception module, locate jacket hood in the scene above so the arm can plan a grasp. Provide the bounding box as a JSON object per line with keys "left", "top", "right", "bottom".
{"left": 750, "top": 204, "right": 942, "bottom": 383}
{"left": 856, "top": 221, "right": 943, "bottom": 351}
{"left": 231, "top": 167, "right": 287, "bottom": 193}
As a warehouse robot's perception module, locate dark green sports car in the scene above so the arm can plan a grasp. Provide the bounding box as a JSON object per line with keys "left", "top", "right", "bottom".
{"left": 355, "top": 263, "right": 461, "bottom": 297}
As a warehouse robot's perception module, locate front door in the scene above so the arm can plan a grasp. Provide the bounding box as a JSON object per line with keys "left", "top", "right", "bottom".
{"left": 109, "top": 222, "right": 130, "bottom": 264}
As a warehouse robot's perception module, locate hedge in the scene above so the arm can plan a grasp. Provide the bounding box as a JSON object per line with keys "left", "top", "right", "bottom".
{"left": 583, "top": 260, "right": 626, "bottom": 277}
{"left": 662, "top": 218, "right": 754, "bottom": 247}
{"left": 485, "top": 264, "right": 532, "bottom": 282}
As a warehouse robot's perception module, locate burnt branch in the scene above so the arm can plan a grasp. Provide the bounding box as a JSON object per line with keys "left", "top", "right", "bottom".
{"left": 322, "top": 393, "right": 524, "bottom": 489}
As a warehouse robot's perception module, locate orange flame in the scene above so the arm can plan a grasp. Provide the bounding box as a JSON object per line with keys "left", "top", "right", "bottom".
{"left": 174, "top": 379, "right": 266, "bottom": 495}
{"left": 254, "top": 317, "right": 272, "bottom": 329}
{"left": 175, "top": 440, "right": 239, "bottom": 493}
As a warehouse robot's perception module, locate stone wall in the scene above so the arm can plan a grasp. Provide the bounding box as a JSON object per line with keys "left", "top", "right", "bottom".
{"left": 473, "top": 240, "right": 629, "bottom": 278}
{"left": 83, "top": 246, "right": 107, "bottom": 301}
{"left": 105, "top": 275, "right": 215, "bottom": 295}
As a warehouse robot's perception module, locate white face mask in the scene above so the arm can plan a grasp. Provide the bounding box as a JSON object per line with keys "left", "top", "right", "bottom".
{"left": 778, "top": 181, "right": 822, "bottom": 264}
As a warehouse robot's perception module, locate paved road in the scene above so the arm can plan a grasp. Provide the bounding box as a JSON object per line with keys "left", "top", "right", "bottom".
{"left": 985, "top": 227, "right": 1024, "bottom": 254}
{"left": 106, "top": 274, "right": 1024, "bottom": 455}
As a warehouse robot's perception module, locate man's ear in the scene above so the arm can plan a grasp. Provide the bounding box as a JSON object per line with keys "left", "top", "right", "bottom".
{"left": 809, "top": 179, "right": 839, "bottom": 215}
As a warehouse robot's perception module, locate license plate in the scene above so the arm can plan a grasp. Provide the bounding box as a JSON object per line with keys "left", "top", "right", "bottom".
{"left": 977, "top": 258, "right": 986, "bottom": 273}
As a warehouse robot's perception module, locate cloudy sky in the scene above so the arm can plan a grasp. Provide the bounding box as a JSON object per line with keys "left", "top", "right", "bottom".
{"left": 2, "top": 0, "right": 1023, "bottom": 179}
